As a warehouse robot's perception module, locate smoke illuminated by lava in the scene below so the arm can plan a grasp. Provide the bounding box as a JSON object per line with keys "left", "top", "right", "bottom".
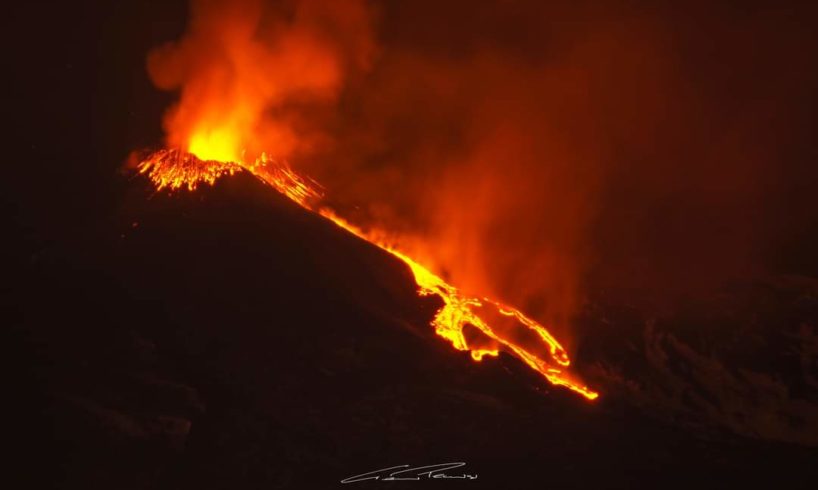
{"left": 136, "top": 0, "right": 818, "bottom": 402}
{"left": 146, "top": 0, "right": 376, "bottom": 164}
{"left": 138, "top": 149, "right": 598, "bottom": 400}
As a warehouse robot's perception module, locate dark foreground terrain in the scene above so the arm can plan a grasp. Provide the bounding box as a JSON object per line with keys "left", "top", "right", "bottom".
{"left": 8, "top": 173, "right": 817, "bottom": 489}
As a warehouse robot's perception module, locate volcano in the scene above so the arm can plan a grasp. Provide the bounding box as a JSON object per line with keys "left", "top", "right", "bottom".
{"left": 11, "top": 169, "right": 817, "bottom": 489}
{"left": 135, "top": 149, "right": 598, "bottom": 400}
{"left": 8, "top": 0, "right": 818, "bottom": 488}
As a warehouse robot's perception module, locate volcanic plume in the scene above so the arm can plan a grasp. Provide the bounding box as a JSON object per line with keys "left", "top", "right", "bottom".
{"left": 146, "top": 0, "right": 376, "bottom": 163}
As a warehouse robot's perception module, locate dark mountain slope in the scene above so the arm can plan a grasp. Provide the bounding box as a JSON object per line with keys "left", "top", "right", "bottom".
{"left": 11, "top": 172, "right": 817, "bottom": 489}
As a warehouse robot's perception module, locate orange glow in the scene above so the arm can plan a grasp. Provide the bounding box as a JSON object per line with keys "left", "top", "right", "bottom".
{"left": 146, "top": 0, "right": 376, "bottom": 167}
{"left": 137, "top": 149, "right": 242, "bottom": 191}
{"left": 188, "top": 129, "right": 242, "bottom": 163}
{"left": 137, "top": 149, "right": 599, "bottom": 401}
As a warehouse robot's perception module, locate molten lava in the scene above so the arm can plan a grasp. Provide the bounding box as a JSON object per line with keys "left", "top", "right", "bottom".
{"left": 136, "top": 150, "right": 599, "bottom": 401}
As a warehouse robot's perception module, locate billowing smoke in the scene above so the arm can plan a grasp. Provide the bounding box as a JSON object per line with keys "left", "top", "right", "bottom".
{"left": 146, "top": 0, "right": 818, "bottom": 344}
{"left": 146, "top": 0, "right": 377, "bottom": 162}
{"left": 310, "top": 1, "right": 818, "bottom": 336}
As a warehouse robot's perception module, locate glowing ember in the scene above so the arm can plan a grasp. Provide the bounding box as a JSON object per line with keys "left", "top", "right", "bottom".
{"left": 137, "top": 149, "right": 322, "bottom": 207}
{"left": 137, "top": 149, "right": 243, "bottom": 191}
{"left": 137, "top": 149, "right": 599, "bottom": 401}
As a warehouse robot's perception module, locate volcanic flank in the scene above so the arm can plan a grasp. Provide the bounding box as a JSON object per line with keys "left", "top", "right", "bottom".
{"left": 11, "top": 165, "right": 817, "bottom": 489}
{"left": 135, "top": 149, "right": 598, "bottom": 400}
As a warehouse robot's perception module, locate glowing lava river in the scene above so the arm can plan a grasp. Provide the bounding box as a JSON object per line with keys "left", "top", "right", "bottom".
{"left": 137, "top": 149, "right": 598, "bottom": 401}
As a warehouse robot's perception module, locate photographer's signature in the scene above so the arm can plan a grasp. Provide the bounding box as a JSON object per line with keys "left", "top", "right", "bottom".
{"left": 341, "top": 462, "right": 477, "bottom": 483}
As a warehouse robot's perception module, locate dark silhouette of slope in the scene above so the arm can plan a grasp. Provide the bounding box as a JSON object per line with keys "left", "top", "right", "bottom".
{"left": 11, "top": 172, "right": 818, "bottom": 489}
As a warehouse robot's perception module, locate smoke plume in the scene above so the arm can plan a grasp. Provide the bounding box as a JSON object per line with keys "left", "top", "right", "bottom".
{"left": 147, "top": 0, "right": 818, "bottom": 344}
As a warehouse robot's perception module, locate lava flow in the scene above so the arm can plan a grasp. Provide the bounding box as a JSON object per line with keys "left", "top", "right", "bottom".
{"left": 137, "top": 149, "right": 599, "bottom": 401}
